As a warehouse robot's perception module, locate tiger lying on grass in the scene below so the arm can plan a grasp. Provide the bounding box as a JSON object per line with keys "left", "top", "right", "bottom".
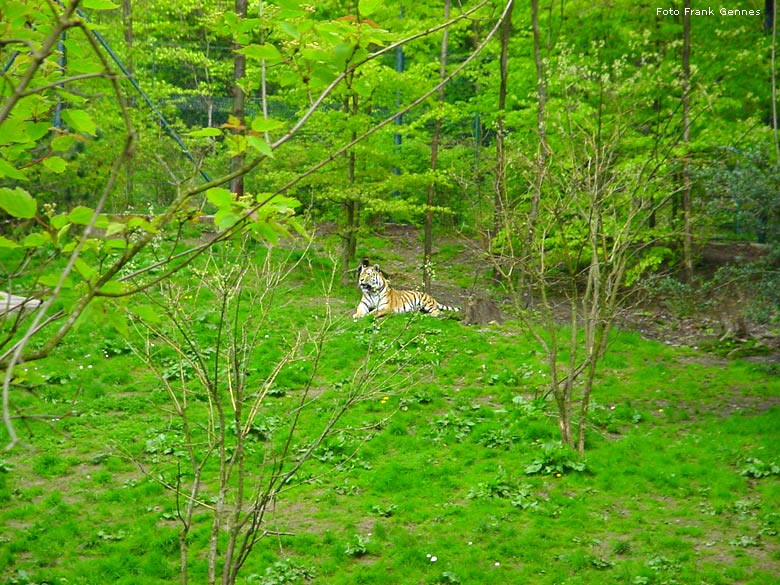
{"left": 352, "top": 262, "right": 459, "bottom": 318}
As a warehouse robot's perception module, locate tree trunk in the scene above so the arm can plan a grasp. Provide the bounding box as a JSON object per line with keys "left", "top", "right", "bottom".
{"left": 341, "top": 92, "right": 360, "bottom": 282}
{"left": 530, "top": 0, "right": 546, "bottom": 227}
{"left": 230, "top": 0, "right": 248, "bottom": 198}
{"left": 681, "top": 0, "right": 694, "bottom": 282}
{"left": 526, "top": 0, "right": 545, "bottom": 298}
{"left": 770, "top": 0, "right": 780, "bottom": 163}
{"left": 342, "top": 199, "right": 358, "bottom": 277}
{"left": 490, "top": 0, "right": 513, "bottom": 276}
{"left": 122, "top": 0, "right": 134, "bottom": 209}
{"left": 423, "top": 0, "right": 451, "bottom": 294}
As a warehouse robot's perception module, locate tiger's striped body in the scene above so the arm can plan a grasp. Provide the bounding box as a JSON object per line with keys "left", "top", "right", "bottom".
{"left": 352, "top": 263, "right": 459, "bottom": 318}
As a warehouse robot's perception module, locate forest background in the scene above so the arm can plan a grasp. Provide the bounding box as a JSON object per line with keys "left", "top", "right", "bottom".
{"left": 1, "top": 0, "right": 780, "bottom": 584}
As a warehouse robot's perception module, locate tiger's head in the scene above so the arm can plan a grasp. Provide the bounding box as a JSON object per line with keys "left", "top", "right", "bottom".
{"left": 357, "top": 262, "right": 387, "bottom": 294}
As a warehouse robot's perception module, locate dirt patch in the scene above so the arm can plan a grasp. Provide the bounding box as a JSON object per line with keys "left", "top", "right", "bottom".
{"left": 670, "top": 394, "right": 780, "bottom": 420}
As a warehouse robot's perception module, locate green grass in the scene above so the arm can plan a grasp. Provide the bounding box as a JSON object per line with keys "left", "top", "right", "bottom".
{"left": 1, "top": 244, "right": 779, "bottom": 584}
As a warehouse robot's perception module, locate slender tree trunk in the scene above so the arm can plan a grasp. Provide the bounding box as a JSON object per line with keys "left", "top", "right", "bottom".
{"left": 341, "top": 91, "right": 360, "bottom": 282}
{"left": 230, "top": 0, "right": 248, "bottom": 198}
{"left": 527, "top": 0, "right": 545, "bottom": 299}
{"left": 530, "top": 0, "right": 546, "bottom": 225}
{"left": 771, "top": 0, "right": 780, "bottom": 163}
{"left": 122, "top": 0, "right": 134, "bottom": 208}
{"left": 342, "top": 199, "right": 358, "bottom": 270}
{"left": 491, "top": 1, "right": 513, "bottom": 254}
{"left": 258, "top": 1, "right": 270, "bottom": 143}
{"left": 681, "top": 0, "right": 694, "bottom": 282}
{"left": 423, "top": 0, "right": 450, "bottom": 293}
{"left": 121, "top": 0, "right": 133, "bottom": 73}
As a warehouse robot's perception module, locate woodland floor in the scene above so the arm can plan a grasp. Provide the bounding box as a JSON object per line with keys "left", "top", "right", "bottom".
{"left": 338, "top": 223, "right": 780, "bottom": 361}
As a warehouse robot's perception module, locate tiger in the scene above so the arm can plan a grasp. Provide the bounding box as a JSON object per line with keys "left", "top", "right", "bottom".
{"left": 352, "top": 262, "right": 459, "bottom": 318}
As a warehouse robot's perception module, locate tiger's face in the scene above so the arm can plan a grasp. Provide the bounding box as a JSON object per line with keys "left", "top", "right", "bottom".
{"left": 357, "top": 264, "right": 386, "bottom": 294}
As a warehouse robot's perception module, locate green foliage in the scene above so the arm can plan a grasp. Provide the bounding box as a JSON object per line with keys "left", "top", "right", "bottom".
{"left": 343, "top": 534, "right": 371, "bottom": 558}
{"left": 466, "top": 467, "right": 539, "bottom": 510}
{"left": 699, "top": 145, "right": 780, "bottom": 244}
{"left": 245, "top": 559, "right": 316, "bottom": 584}
{"left": 739, "top": 457, "right": 780, "bottom": 479}
{"left": 524, "top": 441, "right": 586, "bottom": 477}
{"left": 430, "top": 404, "right": 484, "bottom": 443}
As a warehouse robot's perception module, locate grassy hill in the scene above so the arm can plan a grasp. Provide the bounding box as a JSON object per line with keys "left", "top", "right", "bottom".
{"left": 1, "top": 235, "right": 779, "bottom": 584}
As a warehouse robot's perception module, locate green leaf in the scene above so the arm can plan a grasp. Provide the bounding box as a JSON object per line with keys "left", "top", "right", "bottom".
{"left": 214, "top": 209, "right": 241, "bottom": 231}
{"left": 130, "top": 304, "right": 161, "bottom": 324}
{"left": 300, "top": 47, "right": 330, "bottom": 63}
{"left": 98, "top": 281, "right": 126, "bottom": 295}
{"left": 56, "top": 223, "right": 72, "bottom": 246}
{"left": 74, "top": 258, "right": 97, "bottom": 281}
{"left": 38, "top": 273, "right": 73, "bottom": 288}
{"left": 286, "top": 217, "right": 309, "bottom": 239}
{"left": 0, "top": 118, "right": 28, "bottom": 145}
{"left": 333, "top": 43, "right": 355, "bottom": 68}
{"left": 0, "top": 236, "right": 20, "bottom": 249}
{"left": 127, "top": 217, "right": 157, "bottom": 233}
{"left": 189, "top": 127, "right": 222, "bottom": 137}
{"left": 250, "top": 117, "right": 284, "bottom": 133}
{"left": 82, "top": 0, "right": 119, "bottom": 9}
{"left": 263, "top": 194, "right": 300, "bottom": 215}
{"left": 0, "top": 187, "right": 36, "bottom": 218}
{"left": 276, "top": 0, "right": 307, "bottom": 18}
{"left": 67, "top": 58, "right": 104, "bottom": 75}
{"left": 279, "top": 21, "right": 301, "bottom": 39}
{"left": 78, "top": 297, "right": 128, "bottom": 337}
{"left": 51, "top": 134, "right": 76, "bottom": 151}
{"left": 61, "top": 109, "right": 98, "bottom": 136}
{"left": 310, "top": 65, "right": 338, "bottom": 87}
{"left": 524, "top": 462, "right": 543, "bottom": 475}
{"left": 50, "top": 215, "right": 70, "bottom": 229}
{"left": 224, "top": 134, "right": 247, "bottom": 157}
{"left": 67, "top": 206, "right": 96, "bottom": 225}
{"left": 104, "top": 239, "right": 127, "bottom": 250}
{"left": 43, "top": 155, "right": 67, "bottom": 173}
{"left": 206, "top": 188, "right": 235, "bottom": 209}
{"left": 23, "top": 232, "right": 50, "bottom": 248}
{"left": 360, "top": 0, "right": 383, "bottom": 16}
{"left": 237, "top": 44, "right": 284, "bottom": 63}
{"left": 0, "top": 159, "right": 26, "bottom": 180}
{"left": 247, "top": 135, "right": 274, "bottom": 157}
{"left": 106, "top": 309, "right": 129, "bottom": 338}
{"left": 105, "top": 222, "right": 126, "bottom": 237}
{"left": 27, "top": 122, "right": 50, "bottom": 141}
{"left": 249, "top": 219, "right": 281, "bottom": 245}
